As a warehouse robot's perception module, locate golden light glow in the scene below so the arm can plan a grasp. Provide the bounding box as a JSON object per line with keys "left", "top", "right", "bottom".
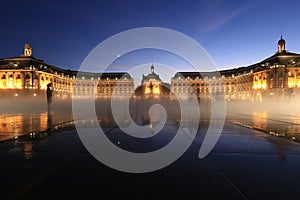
{"left": 253, "top": 80, "right": 267, "bottom": 90}
{"left": 253, "top": 83, "right": 258, "bottom": 90}
{"left": 0, "top": 115, "right": 23, "bottom": 139}
{"left": 144, "top": 81, "right": 161, "bottom": 95}
{"left": 253, "top": 111, "right": 267, "bottom": 129}
{"left": 145, "top": 87, "right": 150, "bottom": 93}
{"left": 153, "top": 87, "right": 160, "bottom": 94}
{"left": 288, "top": 77, "right": 295, "bottom": 88}
{"left": 40, "top": 81, "right": 51, "bottom": 90}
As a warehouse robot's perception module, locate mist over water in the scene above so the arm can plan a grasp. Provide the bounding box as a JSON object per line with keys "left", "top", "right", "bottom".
{"left": 226, "top": 96, "right": 300, "bottom": 142}
{"left": 0, "top": 96, "right": 73, "bottom": 141}
{"left": 1, "top": 93, "right": 300, "bottom": 143}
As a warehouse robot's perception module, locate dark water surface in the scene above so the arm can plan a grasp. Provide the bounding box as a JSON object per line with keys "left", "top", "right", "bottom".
{"left": 1, "top": 100, "right": 300, "bottom": 199}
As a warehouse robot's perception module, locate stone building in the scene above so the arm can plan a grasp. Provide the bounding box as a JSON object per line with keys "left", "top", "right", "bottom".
{"left": 0, "top": 42, "right": 134, "bottom": 99}
{"left": 2, "top": 36, "right": 300, "bottom": 102}
{"left": 135, "top": 65, "right": 170, "bottom": 99}
{"left": 171, "top": 36, "right": 300, "bottom": 102}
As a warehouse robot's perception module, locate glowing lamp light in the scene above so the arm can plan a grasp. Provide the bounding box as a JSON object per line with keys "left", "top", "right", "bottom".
{"left": 288, "top": 80, "right": 294, "bottom": 88}
{"left": 153, "top": 88, "right": 160, "bottom": 94}
{"left": 14, "top": 93, "right": 18, "bottom": 97}
{"left": 145, "top": 87, "right": 150, "bottom": 93}
{"left": 33, "top": 93, "right": 37, "bottom": 96}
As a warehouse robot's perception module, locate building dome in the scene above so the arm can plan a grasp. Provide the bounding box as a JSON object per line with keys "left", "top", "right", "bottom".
{"left": 24, "top": 43, "right": 31, "bottom": 49}
{"left": 277, "top": 35, "right": 286, "bottom": 53}
{"left": 278, "top": 36, "right": 286, "bottom": 45}
{"left": 150, "top": 64, "right": 154, "bottom": 74}
{"left": 24, "top": 42, "right": 32, "bottom": 56}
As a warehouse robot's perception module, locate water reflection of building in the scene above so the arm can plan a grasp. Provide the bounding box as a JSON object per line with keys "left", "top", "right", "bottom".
{"left": 0, "top": 42, "right": 134, "bottom": 99}
{"left": 171, "top": 36, "right": 300, "bottom": 101}
{"left": 252, "top": 111, "right": 268, "bottom": 130}
{"left": 0, "top": 113, "right": 50, "bottom": 141}
{"left": 252, "top": 111, "right": 300, "bottom": 140}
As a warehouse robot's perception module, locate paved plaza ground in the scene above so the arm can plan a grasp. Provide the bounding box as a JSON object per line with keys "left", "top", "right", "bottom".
{"left": 1, "top": 100, "right": 300, "bottom": 199}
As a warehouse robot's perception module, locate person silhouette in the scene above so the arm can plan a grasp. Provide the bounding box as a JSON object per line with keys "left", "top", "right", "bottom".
{"left": 46, "top": 83, "right": 52, "bottom": 109}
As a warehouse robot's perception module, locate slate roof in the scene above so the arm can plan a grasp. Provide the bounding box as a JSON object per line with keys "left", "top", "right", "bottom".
{"left": 0, "top": 56, "right": 132, "bottom": 80}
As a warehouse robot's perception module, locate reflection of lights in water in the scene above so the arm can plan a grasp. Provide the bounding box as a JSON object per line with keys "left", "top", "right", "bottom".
{"left": 0, "top": 112, "right": 74, "bottom": 142}
{"left": 14, "top": 93, "right": 18, "bottom": 97}
{"left": 24, "top": 143, "right": 33, "bottom": 160}
{"left": 30, "top": 132, "right": 36, "bottom": 139}
{"left": 33, "top": 93, "right": 37, "bottom": 96}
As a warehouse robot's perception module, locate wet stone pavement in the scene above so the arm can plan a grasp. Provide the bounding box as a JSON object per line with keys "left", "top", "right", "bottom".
{"left": 1, "top": 116, "right": 300, "bottom": 199}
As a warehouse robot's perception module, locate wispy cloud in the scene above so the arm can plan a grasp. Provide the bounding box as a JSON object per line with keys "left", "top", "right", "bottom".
{"left": 195, "top": 1, "right": 255, "bottom": 40}
{"left": 203, "top": 5, "right": 248, "bottom": 33}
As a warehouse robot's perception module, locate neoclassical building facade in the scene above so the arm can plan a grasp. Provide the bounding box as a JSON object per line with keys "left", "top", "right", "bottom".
{"left": 1, "top": 37, "right": 300, "bottom": 102}
{"left": 0, "top": 43, "right": 134, "bottom": 99}
{"left": 171, "top": 36, "right": 300, "bottom": 101}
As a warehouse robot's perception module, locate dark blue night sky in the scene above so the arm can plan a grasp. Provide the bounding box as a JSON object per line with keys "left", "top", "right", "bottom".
{"left": 1, "top": 0, "right": 300, "bottom": 73}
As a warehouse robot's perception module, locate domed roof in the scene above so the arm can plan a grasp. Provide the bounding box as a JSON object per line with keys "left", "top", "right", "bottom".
{"left": 24, "top": 43, "right": 32, "bottom": 49}
{"left": 278, "top": 35, "right": 286, "bottom": 45}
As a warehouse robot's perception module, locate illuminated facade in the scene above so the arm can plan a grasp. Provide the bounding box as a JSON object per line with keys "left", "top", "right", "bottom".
{"left": 2, "top": 37, "right": 300, "bottom": 102}
{"left": 134, "top": 65, "right": 170, "bottom": 98}
{"left": 0, "top": 43, "right": 134, "bottom": 99}
{"left": 141, "top": 65, "right": 162, "bottom": 98}
{"left": 171, "top": 36, "right": 300, "bottom": 101}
